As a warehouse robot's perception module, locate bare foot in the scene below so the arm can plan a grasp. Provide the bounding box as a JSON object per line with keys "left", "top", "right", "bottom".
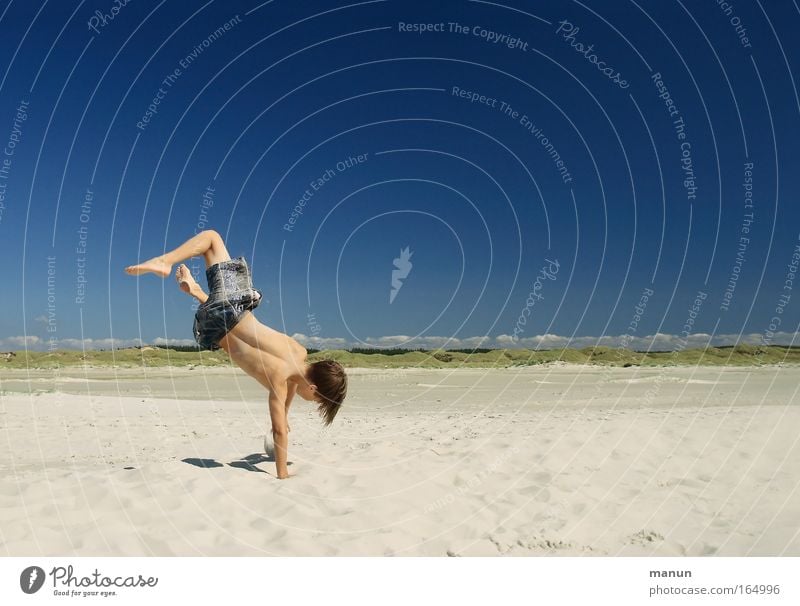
{"left": 175, "top": 264, "right": 201, "bottom": 297}
{"left": 124, "top": 256, "right": 172, "bottom": 278}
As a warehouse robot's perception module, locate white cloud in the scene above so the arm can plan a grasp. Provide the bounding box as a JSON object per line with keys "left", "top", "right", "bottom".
{"left": 452, "top": 336, "right": 491, "bottom": 349}
{"left": 152, "top": 337, "right": 197, "bottom": 348}
{"left": 0, "top": 335, "right": 41, "bottom": 349}
{"left": 1, "top": 331, "right": 797, "bottom": 352}
{"left": 347, "top": 331, "right": 800, "bottom": 351}
{"left": 362, "top": 335, "right": 415, "bottom": 348}
{"left": 291, "top": 333, "right": 350, "bottom": 349}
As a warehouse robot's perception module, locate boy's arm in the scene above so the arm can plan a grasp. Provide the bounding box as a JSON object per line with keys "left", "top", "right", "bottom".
{"left": 284, "top": 382, "right": 297, "bottom": 431}
{"left": 268, "top": 383, "right": 290, "bottom": 479}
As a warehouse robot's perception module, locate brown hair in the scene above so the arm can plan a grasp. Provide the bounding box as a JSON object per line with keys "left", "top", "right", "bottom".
{"left": 307, "top": 360, "right": 347, "bottom": 426}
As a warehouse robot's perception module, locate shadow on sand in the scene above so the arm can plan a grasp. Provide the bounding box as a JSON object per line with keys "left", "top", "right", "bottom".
{"left": 182, "top": 453, "right": 291, "bottom": 473}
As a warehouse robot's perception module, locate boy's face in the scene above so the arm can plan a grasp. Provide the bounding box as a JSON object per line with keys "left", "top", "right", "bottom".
{"left": 296, "top": 381, "right": 318, "bottom": 403}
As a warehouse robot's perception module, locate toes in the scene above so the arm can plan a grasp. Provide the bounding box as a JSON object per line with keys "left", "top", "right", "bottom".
{"left": 174, "top": 265, "right": 193, "bottom": 287}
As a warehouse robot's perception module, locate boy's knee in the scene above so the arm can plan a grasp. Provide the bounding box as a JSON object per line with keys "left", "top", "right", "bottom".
{"left": 224, "top": 338, "right": 246, "bottom": 360}
{"left": 204, "top": 229, "right": 223, "bottom": 245}
{"left": 204, "top": 230, "right": 230, "bottom": 258}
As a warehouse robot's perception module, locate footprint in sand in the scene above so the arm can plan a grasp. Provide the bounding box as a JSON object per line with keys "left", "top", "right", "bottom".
{"left": 516, "top": 536, "right": 575, "bottom": 552}
{"left": 249, "top": 519, "right": 288, "bottom": 539}
{"left": 347, "top": 442, "right": 372, "bottom": 451}
{"left": 532, "top": 471, "right": 552, "bottom": 483}
{"left": 518, "top": 485, "right": 550, "bottom": 502}
{"left": 609, "top": 449, "right": 628, "bottom": 461}
{"left": 628, "top": 529, "right": 665, "bottom": 545}
{"left": 699, "top": 542, "right": 718, "bottom": 555}
{"left": 571, "top": 502, "right": 587, "bottom": 515}
{"left": 663, "top": 477, "right": 708, "bottom": 489}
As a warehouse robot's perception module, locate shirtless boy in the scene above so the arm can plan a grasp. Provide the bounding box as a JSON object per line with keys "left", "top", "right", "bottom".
{"left": 124, "top": 230, "right": 348, "bottom": 479}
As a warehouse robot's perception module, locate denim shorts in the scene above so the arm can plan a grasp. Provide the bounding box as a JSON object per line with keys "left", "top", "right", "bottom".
{"left": 193, "top": 257, "right": 262, "bottom": 351}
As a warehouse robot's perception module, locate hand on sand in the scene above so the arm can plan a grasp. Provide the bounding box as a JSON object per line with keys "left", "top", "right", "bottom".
{"left": 124, "top": 256, "right": 171, "bottom": 278}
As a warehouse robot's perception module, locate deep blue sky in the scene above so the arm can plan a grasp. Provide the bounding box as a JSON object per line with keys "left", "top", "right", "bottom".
{"left": 1, "top": 0, "right": 799, "bottom": 350}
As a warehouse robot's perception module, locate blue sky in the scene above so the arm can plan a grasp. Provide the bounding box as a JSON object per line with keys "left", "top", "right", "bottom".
{"left": 1, "top": 0, "right": 799, "bottom": 351}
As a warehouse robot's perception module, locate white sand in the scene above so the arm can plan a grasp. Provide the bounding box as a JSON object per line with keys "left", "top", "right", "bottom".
{"left": 1, "top": 364, "right": 798, "bottom": 556}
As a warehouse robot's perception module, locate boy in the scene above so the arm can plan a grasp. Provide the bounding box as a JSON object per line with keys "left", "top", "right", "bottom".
{"left": 125, "top": 230, "right": 347, "bottom": 479}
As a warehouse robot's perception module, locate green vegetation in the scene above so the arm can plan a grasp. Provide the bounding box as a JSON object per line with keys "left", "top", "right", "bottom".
{"left": 0, "top": 346, "right": 231, "bottom": 369}
{"left": 1, "top": 344, "right": 798, "bottom": 369}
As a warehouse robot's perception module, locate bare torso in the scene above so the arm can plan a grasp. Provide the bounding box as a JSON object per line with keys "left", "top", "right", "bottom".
{"left": 219, "top": 311, "right": 308, "bottom": 392}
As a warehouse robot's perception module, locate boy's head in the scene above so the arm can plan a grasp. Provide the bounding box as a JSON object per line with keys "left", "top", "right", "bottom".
{"left": 302, "top": 360, "right": 347, "bottom": 426}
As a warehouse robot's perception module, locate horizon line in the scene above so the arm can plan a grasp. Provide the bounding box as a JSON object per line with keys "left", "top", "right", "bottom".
{"left": 1, "top": 330, "right": 796, "bottom": 353}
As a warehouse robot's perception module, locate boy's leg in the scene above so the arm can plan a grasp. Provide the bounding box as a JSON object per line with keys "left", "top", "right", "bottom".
{"left": 124, "top": 230, "right": 231, "bottom": 276}
{"left": 227, "top": 311, "right": 288, "bottom": 360}
{"left": 173, "top": 269, "right": 273, "bottom": 383}
{"left": 174, "top": 264, "right": 208, "bottom": 302}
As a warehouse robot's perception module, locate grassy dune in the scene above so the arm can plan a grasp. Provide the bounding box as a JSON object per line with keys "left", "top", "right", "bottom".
{"left": 0, "top": 344, "right": 798, "bottom": 369}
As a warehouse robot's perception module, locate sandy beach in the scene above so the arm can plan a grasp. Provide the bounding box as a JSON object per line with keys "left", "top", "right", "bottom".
{"left": 1, "top": 364, "right": 798, "bottom": 556}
